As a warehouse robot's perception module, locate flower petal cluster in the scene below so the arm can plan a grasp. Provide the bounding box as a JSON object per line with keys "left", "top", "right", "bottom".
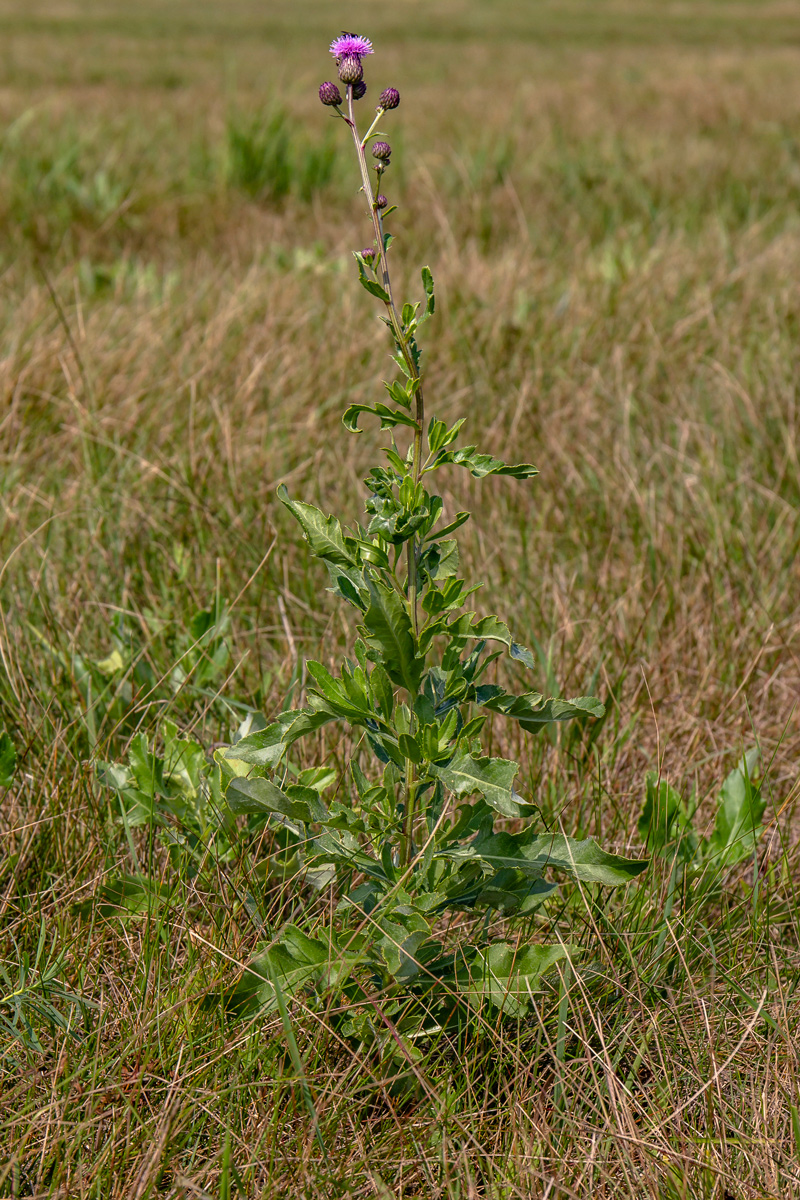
{"left": 329, "top": 34, "right": 373, "bottom": 59}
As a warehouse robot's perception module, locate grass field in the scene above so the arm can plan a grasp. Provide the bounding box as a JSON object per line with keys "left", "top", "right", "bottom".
{"left": 2, "top": 1, "right": 800, "bottom": 1196}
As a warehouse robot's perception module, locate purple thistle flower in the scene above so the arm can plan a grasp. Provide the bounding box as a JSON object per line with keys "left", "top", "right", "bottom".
{"left": 329, "top": 33, "right": 373, "bottom": 60}
{"left": 372, "top": 141, "right": 392, "bottom": 161}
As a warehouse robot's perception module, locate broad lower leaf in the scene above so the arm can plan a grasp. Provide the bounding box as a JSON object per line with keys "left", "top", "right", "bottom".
{"left": 520, "top": 834, "right": 648, "bottom": 886}
{"left": 226, "top": 775, "right": 328, "bottom": 823}
{"left": 219, "top": 925, "right": 363, "bottom": 1017}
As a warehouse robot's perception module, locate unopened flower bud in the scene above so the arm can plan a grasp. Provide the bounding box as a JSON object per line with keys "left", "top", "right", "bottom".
{"left": 352, "top": 80, "right": 367, "bottom": 100}
{"left": 338, "top": 55, "right": 363, "bottom": 84}
{"left": 372, "top": 141, "right": 392, "bottom": 161}
{"left": 378, "top": 87, "right": 400, "bottom": 111}
{"left": 361, "top": 247, "right": 375, "bottom": 262}
{"left": 318, "top": 81, "right": 342, "bottom": 107}
{"left": 374, "top": 194, "right": 388, "bottom": 210}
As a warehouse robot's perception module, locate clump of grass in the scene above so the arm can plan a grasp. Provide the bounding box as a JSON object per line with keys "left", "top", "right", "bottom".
{"left": 225, "top": 106, "right": 339, "bottom": 204}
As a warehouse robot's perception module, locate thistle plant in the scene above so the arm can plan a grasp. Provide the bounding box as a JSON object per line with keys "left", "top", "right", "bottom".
{"left": 205, "top": 34, "right": 650, "bottom": 1031}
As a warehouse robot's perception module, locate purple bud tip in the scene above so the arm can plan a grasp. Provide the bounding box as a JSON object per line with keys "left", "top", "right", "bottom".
{"left": 352, "top": 80, "right": 367, "bottom": 101}
{"left": 318, "top": 81, "right": 342, "bottom": 107}
{"left": 375, "top": 194, "right": 388, "bottom": 210}
{"left": 371, "top": 141, "right": 392, "bottom": 161}
{"left": 378, "top": 87, "right": 400, "bottom": 111}
{"left": 329, "top": 34, "right": 373, "bottom": 59}
{"left": 361, "top": 248, "right": 375, "bottom": 261}
{"left": 338, "top": 55, "right": 363, "bottom": 84}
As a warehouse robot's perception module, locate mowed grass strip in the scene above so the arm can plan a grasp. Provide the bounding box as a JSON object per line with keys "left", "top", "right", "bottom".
{"left": 1, "top": 2, "right": 799, "bottom": 1196}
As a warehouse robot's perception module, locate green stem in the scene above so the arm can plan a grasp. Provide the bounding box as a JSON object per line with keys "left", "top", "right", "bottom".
{"left": 343, "top": 85, "right": 427, "bottom": 867}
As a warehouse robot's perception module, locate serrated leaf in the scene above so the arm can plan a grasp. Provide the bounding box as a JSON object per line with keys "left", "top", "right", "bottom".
{"left": 432, "top": 752, "right": 523, "bottom": 818}
{"left": 277, "top": 486, "right": 360, "bottom": 570}
{"left": 441, "top": 613, "right": 535, "bottom": 670}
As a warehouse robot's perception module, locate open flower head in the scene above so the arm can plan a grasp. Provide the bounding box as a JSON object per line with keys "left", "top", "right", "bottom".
{"left": 330, "top": 34, "right": 373, "bottom": 60}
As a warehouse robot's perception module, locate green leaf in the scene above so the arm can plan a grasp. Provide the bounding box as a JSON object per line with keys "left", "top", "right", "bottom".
{"left": 0, "top": 731, "right": 16, "bottom": 788}
{"left": 82, "top": 874, "right": 178, "bottom": 920}
{"left": 369, "top": 664, "right": 395, "bottom": 719}
{"left": 436, "top": 612, "right": 535, "bottom": 670}
{"left": 360, "top": 277, "right": 390, "bottom": 303}
{"left": 220, "top": 925, "right": 363, "bottom": 1017}
{"left": 226, "top": 776, "right": 328, "bottom": 823}
{"left": 520, "top": 834, "right": 648, "bottom": 886}
{"left": 435, "top": 446, "right": 538, "bottom": 480}
{"left": 361, "top": 578, "right": 424, "bottom": 696}
{"left": 427, "top": 511, "right": 470, "bottom": 541}
{"left": 454, "top": 942, "right": 569, "bottom": 1016}
{"left": 306, "top": 660, "right": 373, "bottom": 721}
{"left": 637, "top": 773, "right": 698, "bottom": 863}
{"left": 706, "top": 749, "right": 765, "bottom": 869}
{"left": 277, "top": 485, "right": 360, "bottom": 570}
{"left": 421, "top": 266, "right": 435, "bottom": 317}
{"left": 476, "top": 686, "right": 604, "bottom": 729}
{"left": 383, "top": 379, "right": 413, "bottom": 409}
{"left": 432, "top": 752, "right": 523, "bottom": 818}
{"left": 343, "top": 403, "right": 419, "bottom": 433}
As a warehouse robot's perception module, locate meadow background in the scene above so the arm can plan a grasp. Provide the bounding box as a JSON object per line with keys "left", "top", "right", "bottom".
{"left": 2, "top": 0, "right": 800, "bottom": 1196}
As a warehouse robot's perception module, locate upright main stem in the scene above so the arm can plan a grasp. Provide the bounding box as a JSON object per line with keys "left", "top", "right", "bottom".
{"left": 344, "top": 86, "right": 425, "bottom": 867}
